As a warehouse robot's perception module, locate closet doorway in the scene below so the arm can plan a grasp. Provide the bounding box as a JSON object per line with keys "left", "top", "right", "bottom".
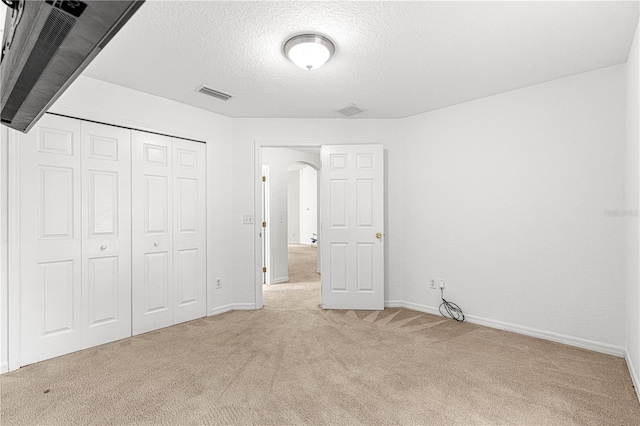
{"left": 12, "top": 114, "right": 207, "bottom": 367}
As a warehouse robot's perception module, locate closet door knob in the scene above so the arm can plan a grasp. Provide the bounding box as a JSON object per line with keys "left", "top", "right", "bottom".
{"left": 154, "top": 242, "right": 159, "bottom": 247}
{"left": 100, "top": 245, "right": 107, "bottom": 250}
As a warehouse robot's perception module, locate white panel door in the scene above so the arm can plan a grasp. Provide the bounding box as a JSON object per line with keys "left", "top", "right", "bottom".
{"left": 20, "top": 114, "right": 82, "bottom": 365}
{"left": 132, "top": 131, "right": 173, "bottom": 335}
{"left": 81, "top": 122, "right": 131, "bottom": 348}
{"left": 172, "top": 139, "right": 206, "bottom": 324}
{"left": 320, "top": 145, "right": 384, "bottom": 310}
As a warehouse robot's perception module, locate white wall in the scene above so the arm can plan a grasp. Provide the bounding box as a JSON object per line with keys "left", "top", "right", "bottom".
{"left": 286, "top": 166, "right": 318, "bottom": 245}
{"left": 234, "top": 119, "right": 403, "bottom": 308}
{"left": 400, "top": 65, "right": 627, "bottom": 354}
{"left": 49, "top": 76, "right": 236, "bottom": 315}
{"left": 299, "top": 166, "right": 318, "bottom": 245}
{"left": 262, "top": 148, "right": 319, "bottom": 283}
{"left": 287, "top": 170, "right": 301, "bottom": 243}
{"left": 625, "top": 16, "right": 640, "bottom": 398}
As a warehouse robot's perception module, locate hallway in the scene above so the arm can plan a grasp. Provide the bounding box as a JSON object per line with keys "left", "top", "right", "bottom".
{"left": 286, "top": 244, "right": 319, "bottom": 284}
{"left": 263, "top": 244, "right": 319, "bottom": 310}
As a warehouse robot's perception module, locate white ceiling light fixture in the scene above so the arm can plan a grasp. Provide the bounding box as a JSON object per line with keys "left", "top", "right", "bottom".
{"left": 284, "top": 34, "right": 335, "bottom": 71}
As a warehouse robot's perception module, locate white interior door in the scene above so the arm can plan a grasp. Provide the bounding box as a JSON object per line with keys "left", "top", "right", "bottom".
{"left": 320, "top": 144, "right": 384, "bottom": 310}
{"left": 81, "top": 122, "right": 131, "bottom": 348}
{"left": 172, "top": 138, "right": 206, "bottom": 324}
{"left": 20, "top": 114, "right": 82, "bottom": 365}
{"left": 132, "top": 131, "right": 174, "bottom": 335}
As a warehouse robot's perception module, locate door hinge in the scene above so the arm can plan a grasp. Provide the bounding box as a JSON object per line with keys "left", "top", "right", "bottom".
{"left": 262, "top": 176, "right": 266, "bottom": 182}
{"left": 262, "top": 221, "right": 266, "bottom": 228}
{"left": 262, "top": 267, "right": 267, "bottom": 273}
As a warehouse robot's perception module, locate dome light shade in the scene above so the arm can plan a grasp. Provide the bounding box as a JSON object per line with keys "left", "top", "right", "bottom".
{"left": 284, "top": 34, "right": 335, "bottom": 71}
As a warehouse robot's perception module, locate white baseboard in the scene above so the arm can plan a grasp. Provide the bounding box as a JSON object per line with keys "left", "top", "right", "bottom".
{"left": 271, "top": 276, "right": 289, "bottom": 284}
{"left": 402, "top": 301, "right": 440, "bottom": 316}
{"left": 626, "top": 351, "right": 640, "bottom": 403}
{"left": 220, "top": 297, "right": 626, "bottom": 359}
{"left": 1, "top": 362, "right": 8, "bottom": 375}
{"left": 384, "top": 300, "right": 403, "bottom": 308}
{"left": 232, "top": 303, "right": 257, "bottom": 310}
{"left": 209, "top": 304, "right": 233, "bottom": 316}
{"left": 400, "top": 301, "right": 625, "bottom": 357}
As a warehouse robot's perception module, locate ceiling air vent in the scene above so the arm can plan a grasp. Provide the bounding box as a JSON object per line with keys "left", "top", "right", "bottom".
{"left": 196, "top": 85, "right": 234, "bottom": 101}
{"left": 333, "top": 103, "right": 366, "bottom": 117}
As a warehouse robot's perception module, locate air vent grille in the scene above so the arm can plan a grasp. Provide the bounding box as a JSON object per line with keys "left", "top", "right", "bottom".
{"left": 333, "top": 103, "right": 366, "bottom": 117}
{"left": 196, "top": 85, "right": 233, "bottom": 101}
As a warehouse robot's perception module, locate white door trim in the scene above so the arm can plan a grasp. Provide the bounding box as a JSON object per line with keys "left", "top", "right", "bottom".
{"left": 253, "top": 140, "right": 324, "bottom": 309}
{"left": 7, "top": 129, "right": 21, "bottom": 372}
{"left": 261, "top": 164, "right": 270, "bottom": 286}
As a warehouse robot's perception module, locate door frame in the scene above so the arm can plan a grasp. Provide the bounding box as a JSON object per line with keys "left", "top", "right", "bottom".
{"left": 7, "top": 129, "right": 21, "bottom": 372}
{"left": 253, "top": 140, "right": 323, "bottom": 309}
{"left": 261, "top": 164, "right": 270, "bottom": 285}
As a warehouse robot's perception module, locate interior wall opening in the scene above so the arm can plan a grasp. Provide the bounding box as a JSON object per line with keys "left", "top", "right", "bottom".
{"left": 260, "top": 147, "right": 321, "bottom": 308}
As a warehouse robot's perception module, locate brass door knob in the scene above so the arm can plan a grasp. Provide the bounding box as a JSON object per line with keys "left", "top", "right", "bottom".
{"left": 376, "top": 232, "right": 382, "bottom": 239}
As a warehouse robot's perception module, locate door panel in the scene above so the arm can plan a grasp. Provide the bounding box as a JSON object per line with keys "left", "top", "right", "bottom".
{"left": 39, "top": 166, "right": 75, "bottom": 238}
{"left": 21, "top": 114, "right": 82, "bottom": 365}
{"left": 321, "top": 145, "right": 384, "bottom": 310}
{"left": 88, "top": 171, "right": 118, "bottom": 237}
{"left": 176, "top": 178, "right": 198, "bottom": 232}
{"left": 176, "top": 249, "right": 198, "bottom": 306}
{"left": 330, "top": 180, "right": 347, "bottom": 227}
{"left": 356, "top": 243, "right": 375, "bottom": 292}
{"left": 356, "top": 179, "right": 374, "bottom": 226}
{"left": 87, "top": 256, "right": 119, "bottom": 325}
{"left": 132, "top": 132, "right": 173, "bottom": 335}
{"left": 173, "top": 138, "right": 206, "bottom": 324}
{"left": 81, "top": 122, "right": 131, "bottom": 349}
{"left": 144, "top": 252, "right": 170, "bottom": 313}
{"left": 329, "top": 243, "right": 348, "bottom": 291}
{"left": 39, "top": 260, "right": 75, "bottom": 336}
{"left": 144, "top": 175, "right": 169, "bottom": 233}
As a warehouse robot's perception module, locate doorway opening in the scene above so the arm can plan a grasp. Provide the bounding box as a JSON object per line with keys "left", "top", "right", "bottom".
{"left": 256, "top": 143, "right": 386, "bottom": 311}
{"left": 260, "top": 147, "right": 321, "bottom": 309}
{"left": 286, "top": 162, "right": 319, "bottom": 282}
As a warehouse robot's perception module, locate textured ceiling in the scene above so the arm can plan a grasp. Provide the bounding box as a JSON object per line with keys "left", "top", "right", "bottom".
{"left": 82, "top": 1, "right": 640, "bottom": 119}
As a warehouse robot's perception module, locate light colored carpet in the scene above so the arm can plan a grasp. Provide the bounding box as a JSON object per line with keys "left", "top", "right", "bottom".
{"left": 1, "top": 245, "right": 639, "bottom": 425}
{"left": 286, "top": 243, "right": 320, "bottom": 284}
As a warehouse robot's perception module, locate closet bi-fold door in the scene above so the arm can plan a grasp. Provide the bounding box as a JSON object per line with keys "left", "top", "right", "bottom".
{"left": 19, "top": 115, "right": 132, "bottom": 366}
{"left": 132, "top": 132, "right": 207, "bottom": 335}
{"left": 173, "top": 138, "right": 206, "bottom": 324}
{"left": 132, "top": 132, "right": 174, "bottom": 335}
{"left": 20, "top": 115, "right": 83, "bottom": 365}
{"left": 81, "top": 122, "right": 132, "bottom": 348}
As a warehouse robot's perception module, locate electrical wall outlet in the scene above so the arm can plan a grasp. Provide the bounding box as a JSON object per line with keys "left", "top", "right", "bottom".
{"left": 243, "top": 215, "right": 254, "bottom": 225}
{"left": 439, "top": 279, "right": 445, "bottom": 289}
{"left": 429, "top": 278, "right": 437, "bottom": 289}
{"left": 215, "top": 278, "right": 222, "bottom": 289}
